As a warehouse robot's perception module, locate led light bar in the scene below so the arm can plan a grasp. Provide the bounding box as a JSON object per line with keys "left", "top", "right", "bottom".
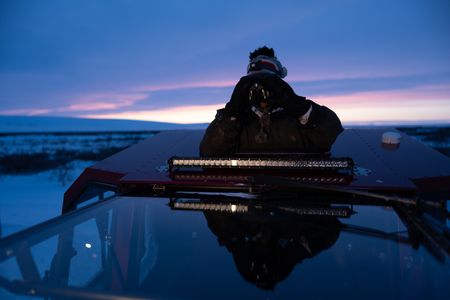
{"left": 172, "top": 173, "right": 350, "bottom": 184}
{"left": 170, "top": 200, "right": 352, "bottom": 218}
{"left": 169, "top": 156, "right": 353, "bottom": 171}
{"left": 171, "top": 201, "right": 248, "bottom": 213}
{"left": 278, "top": 206, "right": 352, "bottom": 218}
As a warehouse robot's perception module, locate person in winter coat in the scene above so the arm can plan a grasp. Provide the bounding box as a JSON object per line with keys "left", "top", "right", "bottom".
{"left": 199, "top": 46, "right": 343, "bottom": 156}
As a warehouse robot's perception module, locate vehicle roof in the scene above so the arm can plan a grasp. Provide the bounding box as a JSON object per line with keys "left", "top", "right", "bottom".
{"left": 64, "top": 128, "right": 450, "bottom": 211}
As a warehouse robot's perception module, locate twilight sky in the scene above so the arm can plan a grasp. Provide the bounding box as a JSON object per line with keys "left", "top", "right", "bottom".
{"left": 1, "top": 0, "right": 449, "bottom": 124}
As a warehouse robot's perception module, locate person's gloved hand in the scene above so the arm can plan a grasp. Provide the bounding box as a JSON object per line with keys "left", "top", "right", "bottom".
{"left": 225, "top": 76, "right": 257, "bottom": 119}
{"left": 258, "top": 74, "right": 310, "bottom": 117}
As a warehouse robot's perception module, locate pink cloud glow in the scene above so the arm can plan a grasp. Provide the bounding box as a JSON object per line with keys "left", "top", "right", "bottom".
{"left": 0, "top": 108, "right": 53, "bottom": 116}
{"left": 2, "top": 79, "right": 448, "bottom": 125}
{"left": 80, "top": 96, "right": 450, "bottom": 125}
{"left": 82, "top": 103, "right": 224, "bottom": 124}
{"left": 314, "top": 84, "right": 450, "bottom": 105}
{"left": 65, "top": 100, "right": 134, "bottom": 112}
{"left": 0, "top": 92, "right": 147, "bottom": 116}
{"left": 314, "top": 85, "right": 450, "bottom": 123}
{"left": 65, "top": 92, "right": 148, "bottom": 110}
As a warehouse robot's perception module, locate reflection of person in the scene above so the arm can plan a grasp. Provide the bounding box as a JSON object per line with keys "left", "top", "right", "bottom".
{"left": 200, "top": 46, "right": 343, "bottom": 157}
{"left": 204, "top": 208, "right": 342, "bottom": 290}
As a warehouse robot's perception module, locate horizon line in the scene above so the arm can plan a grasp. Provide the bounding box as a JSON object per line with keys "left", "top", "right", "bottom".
{"left": 1, "top": 115, "right": 449, "bottom": 127}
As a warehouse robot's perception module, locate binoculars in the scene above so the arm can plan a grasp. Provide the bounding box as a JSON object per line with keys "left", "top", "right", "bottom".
{"left": 248, "top": 83, "right": 271, "bottom": 106}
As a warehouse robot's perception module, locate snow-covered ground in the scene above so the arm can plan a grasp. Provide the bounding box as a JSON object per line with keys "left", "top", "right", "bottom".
{"left": 397, "top": 126, "right": 450, "bottom": 156}
{"left": 0, "top": 131, "right": 159, "bottom": 237}
{"left": 0, "top": 115, "right": 203, "bottom": 237}
{"left": 0, "top": 160, "right": 93, "bottom": 237}
{"left": 0, "top": 131, "right": 155, "bottom": 156}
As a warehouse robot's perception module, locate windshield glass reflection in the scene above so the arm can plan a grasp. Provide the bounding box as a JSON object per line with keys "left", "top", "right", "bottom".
{"left": 0, "top": 196, "right": 448, "bottom": 299}
{"left": 204, "top": 208, "right": 342, "bottom": 290}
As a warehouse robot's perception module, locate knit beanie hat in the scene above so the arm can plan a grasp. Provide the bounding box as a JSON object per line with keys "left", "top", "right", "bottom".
{"left": 247, "top": 55, "right": 288, "bottom": 78}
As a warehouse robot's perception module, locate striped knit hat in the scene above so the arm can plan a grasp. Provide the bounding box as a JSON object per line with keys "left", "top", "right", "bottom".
{"left": 247, "top": 55, "right": 288, "bottom": 78}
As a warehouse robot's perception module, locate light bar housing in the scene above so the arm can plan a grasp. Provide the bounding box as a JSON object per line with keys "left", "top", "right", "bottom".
{"left": 277, "top": 206, "right": 352, "bottom": 217}
{"left": 169, "top": 199, "right": 353, "bottom": 218}
{"left": 169, "top": 156, "right": 354, "bottom": 172}
{"left": 171, "top": 172, "right": 351, "bottom": 185}
{"left": 171, "top": 201, "right": 249, "bottom": 213}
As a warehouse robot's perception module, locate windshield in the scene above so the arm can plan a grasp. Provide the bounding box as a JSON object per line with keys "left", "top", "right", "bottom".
{"left": 0, "top": 196, "right": 448, "bottom": 299}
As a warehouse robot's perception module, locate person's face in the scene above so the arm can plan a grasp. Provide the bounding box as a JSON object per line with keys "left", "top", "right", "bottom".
{"left": 259, "top": 102, "right": 270, "bottom": 111}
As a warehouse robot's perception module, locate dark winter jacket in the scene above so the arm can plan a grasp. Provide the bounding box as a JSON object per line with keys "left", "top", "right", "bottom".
{"left": 199, "top": 100, "right": 343, "bottom": 156}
